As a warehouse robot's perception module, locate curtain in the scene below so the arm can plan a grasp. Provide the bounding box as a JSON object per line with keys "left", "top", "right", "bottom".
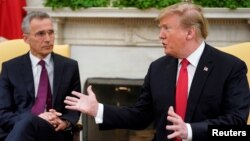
{"left": 0, "top": 0, "right": 26, "bottom": 40}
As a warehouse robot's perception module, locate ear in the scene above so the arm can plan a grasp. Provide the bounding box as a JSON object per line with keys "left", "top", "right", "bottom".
{"left": 186, "top": 27, "right": 195, "bottom": 40}
{"left": 22, "top": 34, "right": 29, "bottom": 43}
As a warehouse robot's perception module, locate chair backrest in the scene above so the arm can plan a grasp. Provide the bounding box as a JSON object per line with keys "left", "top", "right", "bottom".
{"left": 0, "top": 39, "right": 70, "bottom": 71}
{"left": 217, "top": 42, "right": 250, "bottom": 125}
{"left": 218, "top": 42, "right": 250, "bottom": 83}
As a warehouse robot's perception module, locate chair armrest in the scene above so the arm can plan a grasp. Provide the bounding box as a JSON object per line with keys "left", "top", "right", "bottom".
{"left": 73, "top": 123, "right": 83, "bottom": 132}
{"left": 73, "top": 123, "right": 83, "bottom": 141}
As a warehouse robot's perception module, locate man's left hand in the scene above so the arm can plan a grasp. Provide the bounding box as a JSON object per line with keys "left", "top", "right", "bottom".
{"left": 166, "top": 106, "right": 188, "bottom": 140}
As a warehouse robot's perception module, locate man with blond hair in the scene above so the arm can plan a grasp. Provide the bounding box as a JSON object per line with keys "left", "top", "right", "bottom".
{"left": 64, "top": 2, "right": 250, "bottom": 141}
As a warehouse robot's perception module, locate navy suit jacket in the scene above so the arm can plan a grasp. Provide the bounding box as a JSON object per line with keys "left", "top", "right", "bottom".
{"left": 99, "top": 44, "right": 250, "bottom": 141}
{"left": 0, "top": 52, "right": 81, "bottom": 138}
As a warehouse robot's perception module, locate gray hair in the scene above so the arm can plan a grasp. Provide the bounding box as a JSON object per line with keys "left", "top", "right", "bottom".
{"left": 22, "top": 11, "right": 52, "bottom": 34}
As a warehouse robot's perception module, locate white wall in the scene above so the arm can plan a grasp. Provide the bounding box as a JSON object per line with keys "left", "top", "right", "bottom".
{"left": 70, "top": 45, "right": 164, "bottom": 87}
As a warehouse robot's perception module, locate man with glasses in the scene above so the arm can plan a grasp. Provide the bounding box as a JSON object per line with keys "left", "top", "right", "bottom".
{"left": 0, "top": 11, "right": 81, "bottom": 141}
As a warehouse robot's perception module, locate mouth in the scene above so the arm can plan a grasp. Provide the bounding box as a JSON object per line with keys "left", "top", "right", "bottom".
{"left": 162, "top": 42, "right": 167, "bottom": 48}
{"left": 42, "top": 45, "right": 53, "bottom": 49}
{"left": 43, "top": 44, "right": 53, "bottom": 47}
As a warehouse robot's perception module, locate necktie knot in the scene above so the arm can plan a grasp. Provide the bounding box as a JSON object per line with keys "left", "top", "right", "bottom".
{"left": 39, "top": 60, "right": 46, "bottom": 68}
{"left": 181, "top": 59, "right": 189, "bottom": 68}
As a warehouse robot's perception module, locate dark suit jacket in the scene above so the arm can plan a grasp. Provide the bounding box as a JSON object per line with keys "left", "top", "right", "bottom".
{"left": 0, "top": 52, "right": 81, "bottom": 139}
{"left": 99, "top": 44, "right": 250, "bottom": 141}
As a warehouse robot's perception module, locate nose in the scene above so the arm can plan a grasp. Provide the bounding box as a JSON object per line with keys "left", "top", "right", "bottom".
{"left": 43, "top": 32, "right": 51, "bottom": 41}
{"left": 159, "top": 28, "right": 166, "bottom": 40}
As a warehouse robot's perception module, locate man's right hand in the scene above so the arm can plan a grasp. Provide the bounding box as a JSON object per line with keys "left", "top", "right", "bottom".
{"left": 64, "top": 85, "right": 99, "bottom": 117}
{"left": 38, "top": 109, "right": 62, "bottom": 128}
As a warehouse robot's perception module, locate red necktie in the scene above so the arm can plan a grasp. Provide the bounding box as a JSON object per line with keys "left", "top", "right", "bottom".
{"left": 176, "top": 58, "right": 189, "bottom": 120}
{"left": 31, "top": 60, "right": 52, "bottom": 115}
{"left": 174, "top": 59, "right": 189, "bottom": 141}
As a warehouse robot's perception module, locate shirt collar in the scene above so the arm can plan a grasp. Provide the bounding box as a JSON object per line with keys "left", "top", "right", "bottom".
{"left": 178, "top": 41, "right": 205, "bottom": 67}
{"left": 29, "top": 52, "right": 52, "bottom": 67}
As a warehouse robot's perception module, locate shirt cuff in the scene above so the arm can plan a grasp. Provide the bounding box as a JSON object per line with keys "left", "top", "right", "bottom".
{"left": 183, "top": 123, "right": 192, "bottom": 141}
{"left": 94, "top": 103, "right": 104, "bottom": 124}
{"left": 62, "top": 119, "right": 72, "bottom": 131}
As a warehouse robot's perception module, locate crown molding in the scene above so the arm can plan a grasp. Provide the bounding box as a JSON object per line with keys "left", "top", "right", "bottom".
{"left": 24, "top": 7, "right": 250, "bottom": 19}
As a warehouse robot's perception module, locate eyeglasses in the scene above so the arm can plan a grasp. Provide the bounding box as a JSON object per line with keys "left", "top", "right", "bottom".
{"left": 26, "top": 30, "right": 55, "bottom": 39}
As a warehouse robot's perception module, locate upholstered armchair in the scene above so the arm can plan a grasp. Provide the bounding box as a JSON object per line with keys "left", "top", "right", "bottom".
{"left": 218, "top": 42, "right": 250, "bottom": 125}
{"left": 0, "top": 39, "right": 82, "bottom": 141}
{"left": 0, "top": 39, "right": 70, "bottom": 71}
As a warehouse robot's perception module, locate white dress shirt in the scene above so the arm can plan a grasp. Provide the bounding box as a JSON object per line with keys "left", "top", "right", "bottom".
{"left": 95, "top": 41, "right": 206, "bottom": 141}
{"left": 29, "top": 52, "right": 54, "bottom": 97}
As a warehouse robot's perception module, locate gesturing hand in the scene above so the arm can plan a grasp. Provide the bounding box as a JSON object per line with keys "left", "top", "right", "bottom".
{"left": 166, "top": 106, "right": 188, "bottom": 140}
{"left": 64, "top": 85, "right": 99, "bottom": 117}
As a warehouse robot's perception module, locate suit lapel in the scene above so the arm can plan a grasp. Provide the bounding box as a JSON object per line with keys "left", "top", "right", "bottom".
{"left": 157, "top": 57, "right": 178, "bottom": 135}
{"left": 20, "top": 53, "right": 35, "bottom": 99}
{"left": 163, "top": 58, "right": 178, "bottom": 110}
{"left": 52, "top": 53, "right": 64, "bottom": 105}
{"left": 185, "top": 45, "right": 214, "bottom": 122}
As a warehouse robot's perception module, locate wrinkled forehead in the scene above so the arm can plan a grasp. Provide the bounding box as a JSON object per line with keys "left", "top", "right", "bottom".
{"left": 29, "top": 18, "right": 53, "bottom": 32}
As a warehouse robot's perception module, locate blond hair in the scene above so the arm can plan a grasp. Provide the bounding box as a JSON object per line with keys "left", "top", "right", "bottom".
{"left": 157, "top": 2, "right": 208, "bottom": 39}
